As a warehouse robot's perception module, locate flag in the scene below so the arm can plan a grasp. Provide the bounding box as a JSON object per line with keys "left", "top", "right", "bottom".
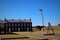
{"left": 39, "top": 9, "right": 43, "bottom": 14}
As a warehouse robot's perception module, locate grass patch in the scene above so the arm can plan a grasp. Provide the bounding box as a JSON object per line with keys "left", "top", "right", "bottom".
{"left": 30, "top": 38, "right": 37, "bottom": 40}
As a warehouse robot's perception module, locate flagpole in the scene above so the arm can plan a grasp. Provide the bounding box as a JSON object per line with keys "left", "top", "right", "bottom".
{"left": 41, "top": 12, "right": 44, "bottom": 31}
{"left": 39, "top": 9, "right": 44, "bottom": 31}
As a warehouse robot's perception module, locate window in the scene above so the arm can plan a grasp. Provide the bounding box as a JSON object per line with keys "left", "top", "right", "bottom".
{"left": 15, "top": 23, "right": 17, "bottom": 27}
{"left": 10, "top": 23, "right": 12, "bottom": 27}
{"left": 21, "top": 23, "right": 23, "bottom": 27}
{"left": 18, "top": 23, "right": 20, "bottom": 26}
{"left": 9, "top": 28, "right": 11, "bottom": 32}
{"left": 6, "top": 28, "right": 8, "bottom": 31}
{"left": 30, "top": 23, "right": 32, "bottom": 26}
{"left": 24, "top": 27, "right": 27, "bottom": 30}
{"left": 9, "top": 23, "right": 10, "bottom": 27}
{"left": 15, "top": 28, "right": 17, "bottom": 30}
{"left": 24, "top": 23, "right": 26, "bottom": 27}
{"left": 18, "top": 28, "right": 20, "bottom": 32}
{"left": 6, "top": 24, "right": 8, "bottom": 27}
{"left": 12, "top": 28, "right": 14, "bottom": 31}
{"left": 27, "top": 23, "right": 29, "bottom": 26}
{"left": 27, "top": 28, "right": 29, "bottom": 31}
{"left": 12, "top": 23, "right": 14, "bottom": 27}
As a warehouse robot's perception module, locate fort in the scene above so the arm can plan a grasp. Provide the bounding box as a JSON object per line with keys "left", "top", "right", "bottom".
{"left": 0, "top": 18, "right": 32, "bottom": 34}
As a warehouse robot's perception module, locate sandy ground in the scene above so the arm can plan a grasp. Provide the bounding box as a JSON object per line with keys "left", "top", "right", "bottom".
{"left": 0, "top": 26, "right": 60, "bottom": 40}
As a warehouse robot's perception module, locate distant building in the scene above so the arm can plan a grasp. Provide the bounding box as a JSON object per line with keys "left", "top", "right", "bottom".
{"left": 0, "top": 18, "right": 32, "bottom": 34}
{"left": 58, "top": 24, "right": 60, "bottom": 26}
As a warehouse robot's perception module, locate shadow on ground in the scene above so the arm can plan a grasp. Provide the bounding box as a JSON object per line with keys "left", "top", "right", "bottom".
{"left": 1, "top": 37, "right": 29, "bottom": 40}
{"left": 0, "top": 33, "right": 18, "bottom": 35}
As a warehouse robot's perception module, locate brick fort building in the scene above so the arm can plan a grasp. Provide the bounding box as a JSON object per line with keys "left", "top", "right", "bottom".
{"left": 0, "top": 18, "right": 32, "bottom": 34}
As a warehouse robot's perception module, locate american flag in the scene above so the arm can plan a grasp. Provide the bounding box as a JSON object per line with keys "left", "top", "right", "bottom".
{"left": 39, "top": 9, "right": 43, "bottom": 14}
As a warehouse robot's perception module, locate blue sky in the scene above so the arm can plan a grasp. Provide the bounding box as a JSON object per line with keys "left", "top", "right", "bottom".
{"left": 0, "top": 0, "right": 60, "bottom": 26}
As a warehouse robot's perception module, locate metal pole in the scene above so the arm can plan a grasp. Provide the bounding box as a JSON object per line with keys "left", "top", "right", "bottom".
{"left": 41, "top": 12, "right": 44, "bottom": 31}
{"left": 39, "top": 9, "right": 44, "bottom": 31}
